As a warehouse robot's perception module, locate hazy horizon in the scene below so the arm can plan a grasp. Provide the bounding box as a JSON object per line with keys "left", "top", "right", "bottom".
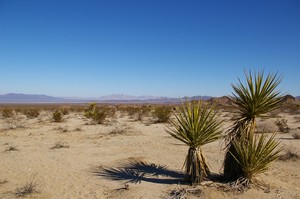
{"left": 1, "top": 1, "right": 299, "bottom": 97}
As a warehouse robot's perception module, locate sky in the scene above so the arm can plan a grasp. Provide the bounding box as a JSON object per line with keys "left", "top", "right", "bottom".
{"left": 0, "top": 0, "right": 299, "bottom": 98}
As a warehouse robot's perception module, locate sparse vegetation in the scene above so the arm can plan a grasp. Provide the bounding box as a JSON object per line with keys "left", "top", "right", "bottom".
{"left": 24, "top": 109, "right": 40, "bottom": 118}
{"left": 166, "top": 101, "right": 222, "bottom": 184}
{"left": 2, "top": 108, "right": 14, "bottom": 118}
{"left": 50, "top": 141, "right": 69, "bottom": 149}
{"left": 279, "top": 148, "right": 299, "bottom": 161}
{"left": 60, "top": 106, "right": 70, "bottom": 115}
{"left": 15, "top": 174, "right": 40, "bottom": 197}
{"left": 169, "top": 187, "right": 202, "bottom": 199}
{"left": 153, "top": 106, "right": 172, "bottom": 123}
{"left": 5, "top": 145, "right": 18, "bottom": 152}
{"left": 292, "top": 132, "right": 300, "bottom": 139}
{"left": 84, "top": 103, "right": 108, "bottom": 124}
{"left": 275, "top": 118, "right": 290, "bottom": 133}
{"left": 256, "top": 121, "right": 278, "bottom": 134}
{"left": 2, "top": 117, "right": 26, "bottom": 130}
{"left": 52, "top": 110, "right": 63, "bottom": 122}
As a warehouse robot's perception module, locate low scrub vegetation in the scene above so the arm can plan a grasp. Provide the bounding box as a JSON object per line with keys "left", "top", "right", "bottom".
{"left": 52, "top": 110, "right": 63, "bottom": 122}
{"left": 60, "top": 106, "right": 70, "bottom": 115}
{"left": 84, "top": 103, "right": 108, "bottom": 124}
{"left": 50, "top": 141, "right": 69, "bottom": 149}
{"left": 15, "top": 174, "right": 40, "bottom": 197}
{"left": 2, "top": 108, "right": 14, "bottom": 118}
{"left": 4, "top": 145, "right": 18, "bottom": 152}
{"left": 279, "top": 148, "right": 299, "bottom": 161}
{"left": 153, "top": 106, "right": 172, "bottom": 123}
{"left": 24, "top": 109, "right": 40, "bottom": 118}
{"left": 275, "top": 119, "right": 290, "bottom": 133}
{"left": 292, "top": 132, "right": 300, "bottom": 139}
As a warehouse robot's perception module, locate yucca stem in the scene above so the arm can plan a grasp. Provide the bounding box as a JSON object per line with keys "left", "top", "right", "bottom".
{"left": 185, "top": 147, "right": 210, "bottom": 184}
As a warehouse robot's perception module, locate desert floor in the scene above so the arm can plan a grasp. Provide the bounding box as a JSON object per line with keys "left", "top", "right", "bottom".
{"left": 0, "top": 109, "right": 300, "bottom": 199}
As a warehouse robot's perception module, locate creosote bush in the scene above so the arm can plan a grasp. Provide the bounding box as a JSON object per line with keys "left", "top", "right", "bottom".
{"left": 275, "top": 119, "right": 290, "bottom": 133}
{"left": 154, "top": 106, "right": 172, "bottom": 123}
{"left": 84, "top": 103, "right": 107, "bottom": 124}
{"left": 52, "top": 110, "right": 62, "bottom": 122}
{"left": 2, "top": 108, "right": 14, "bottom": 118}
{"left": 24, "top": 109, "right": 40, "bottom": 118}
{"left": 60, "top": 106, "right": 70, "bottom": 115}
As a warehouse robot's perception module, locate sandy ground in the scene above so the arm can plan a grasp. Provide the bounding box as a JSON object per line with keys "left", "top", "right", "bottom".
{"left": 0, "top": 109, "right": 300, "bottom": 199}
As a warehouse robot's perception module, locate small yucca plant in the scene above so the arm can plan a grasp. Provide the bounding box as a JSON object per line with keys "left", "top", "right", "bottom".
{"left": 230, "top": 133, "right": 282, "bottom": 186}
{"left": 167, "top": 101, "right": 222, "bottom": 184}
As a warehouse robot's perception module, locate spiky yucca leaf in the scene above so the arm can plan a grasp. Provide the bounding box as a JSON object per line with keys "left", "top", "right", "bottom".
{"left": 166, "top": 101, "right": 222, "bottom": 183}
{"left": 167, "top": 101, "right": 222, "bottom": 149}
{"left": 230, "top": 133, "right": 282, "bottom": 180}
{"left": 231, "top": 71, "right": 283, "bottom": 122}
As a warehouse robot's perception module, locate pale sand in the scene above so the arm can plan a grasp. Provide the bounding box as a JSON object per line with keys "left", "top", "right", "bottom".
{"left": 0, "top": 110, "right": 299, "bottom": 199}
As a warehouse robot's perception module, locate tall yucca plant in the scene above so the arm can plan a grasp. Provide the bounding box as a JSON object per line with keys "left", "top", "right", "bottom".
{"left": 167, "top": 101, "right": 222, "bottom": 184}
{"left": 224, "top": 70, "right": 283, "bottom": 181}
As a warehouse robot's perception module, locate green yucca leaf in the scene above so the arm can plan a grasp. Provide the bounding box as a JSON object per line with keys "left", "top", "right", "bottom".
{"left": 230, "top": 133, "right": 282, "bottom": 180}
{"left": 167, "top": 101, "right": 222, "bottom": 148}
{"left": 231, "top": 70, "right": 283, "bottom": 121}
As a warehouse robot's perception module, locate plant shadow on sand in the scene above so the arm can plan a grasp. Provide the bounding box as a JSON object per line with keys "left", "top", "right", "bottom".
{"left": 93, "top": 160, "right": 185, "bottom": 185}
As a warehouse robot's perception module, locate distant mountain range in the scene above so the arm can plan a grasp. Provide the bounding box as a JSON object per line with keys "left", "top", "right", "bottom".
{"left": 0, "top": 93, "right": 298, "bottom": 104}
{"left": 0, "top": 93, "right": 212, "bottom": 103}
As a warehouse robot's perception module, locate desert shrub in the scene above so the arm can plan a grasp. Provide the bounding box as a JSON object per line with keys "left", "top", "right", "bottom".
{"left": 153, "top": 106, "right": 172, "bottom": 123}
{"left": 2, "top": 108, "right": 14, "bottom": 118}
{"left": 279, "top": 148, "right": 299, "bottom": 161}
{"left": 24, "top": 109, "right": 40, "bottom": 118}
{"left": 5, "top": 145, "right": 18, "bottom": 152}
{"left": 292, "top": 132, "right": 300, "bottom": 139}
{"left": 52, "top": 110, "right": 62, "bottom": 122}
{"left": 102, "top": 106, "right": 116, "bottom": 119}
{"left": 60, "top": 106, "right": 70, "bottom": 115}
{"left": 84, "top": 103, "right": 107, "bottom": 124}
{"left": 124, "top": 106, "right": 140, "bottom": 118}
{"left": 50, "top": 141, "right": 69, "bottom": 149}
{"left": 256, "top": 121, "right": 278, "bottom": 133}
{"left": 15, "top": 174, "right": 39, "bottom": 197}
{"left": 275, "top": 119, "right": 290, "bottom": 133}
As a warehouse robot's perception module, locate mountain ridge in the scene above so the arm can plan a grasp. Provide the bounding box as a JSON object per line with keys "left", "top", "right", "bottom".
{"left": 0, "top": 93, "right": 212, "bottom": 103}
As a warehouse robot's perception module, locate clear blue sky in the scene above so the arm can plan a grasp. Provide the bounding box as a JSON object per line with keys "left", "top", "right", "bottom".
{"left": 0, "top": 0, "right": 299, "bottom": 97}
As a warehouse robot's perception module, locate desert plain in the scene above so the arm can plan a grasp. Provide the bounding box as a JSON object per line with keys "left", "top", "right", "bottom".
{"left": 0, "top": 101, "right": 300, "bottom": 199}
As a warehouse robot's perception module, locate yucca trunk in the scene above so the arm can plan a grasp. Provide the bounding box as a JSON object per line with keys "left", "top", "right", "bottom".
{"left": 223, "top": 120, "right": 253, "bottom": 180}
{"left": 185, "top": 147, "right": 210, "bottom": 184}
{"left": 223, "top": 144, "right": 243, "bottom": 180}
